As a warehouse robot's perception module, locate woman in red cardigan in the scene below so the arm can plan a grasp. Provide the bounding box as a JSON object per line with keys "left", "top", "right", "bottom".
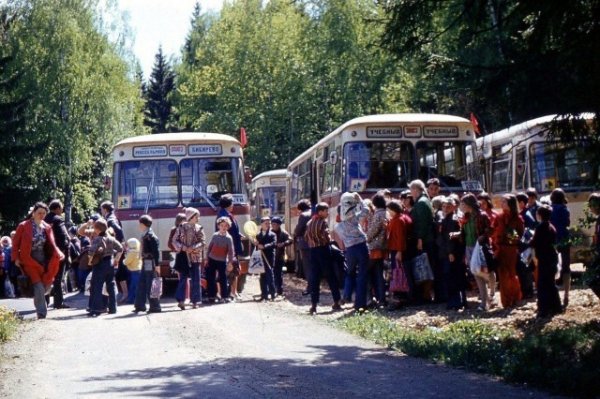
{"left": 13, "top": 202, "right": 64, "bottom": 319}
{"left": 493, "top": 194, "right": 524, "bottom": 308}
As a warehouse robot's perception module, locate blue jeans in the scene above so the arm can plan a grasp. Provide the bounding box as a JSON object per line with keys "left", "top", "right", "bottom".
{"left": 78, "top": 268, "right": 90, "bottom": 292}
{"left": 175, "top": 266, "right": 190, "bottom": 303}
{"left": 345, "top": 243, "right": 369, "bottom": 309}
{"left": 206, "top": 258, "right": 228, "bottom": 299}
{"left": 309, "top": 245, "right": 341, "bottom": 306}
{"left": 189, "top": 263, "right": 201, "bottom": 304}
{"left": 134, "top": 269, "right": 161, "bottom": 312}
{"left": 127, "top": 270, "right": 141, "bottom": 304}
{"left": 89, "top": 257, "right": 116, "bottom": 313}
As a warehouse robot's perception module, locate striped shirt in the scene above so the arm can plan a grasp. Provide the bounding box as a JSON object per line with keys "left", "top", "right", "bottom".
{"left": 304, "top": 216, "right": 331, "bottom": 248}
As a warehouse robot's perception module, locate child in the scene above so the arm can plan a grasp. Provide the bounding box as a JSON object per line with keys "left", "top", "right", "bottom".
{"left": 133, "top": 215, "right": 161, "bottom": 314}
{"left": 255, "top": 217, "right": 277, "bottom": 301}
{"left": 529, "top": 205, "right": 562, "bottom": 317}
{"left": 206, "top": 217, "right": 235, "bottom": 303}
{"left": 123, "top": 238, "right": 142, "bottom": 304}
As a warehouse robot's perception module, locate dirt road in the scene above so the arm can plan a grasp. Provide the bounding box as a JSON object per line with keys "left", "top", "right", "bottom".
{"left": 0, "top": 276, "right": 556, "bottom": 398}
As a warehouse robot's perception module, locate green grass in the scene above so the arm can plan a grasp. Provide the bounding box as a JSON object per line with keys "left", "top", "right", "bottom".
{"left": 339, "top": 313, "right": 600, "bottom": 398}
{"left": 0, "top": 306, "right": 20, "bottom": 343}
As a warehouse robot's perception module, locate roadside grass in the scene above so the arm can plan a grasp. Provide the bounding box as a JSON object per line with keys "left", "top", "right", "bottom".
{"left": 338, "top": 312, "right": 600, "bottom": 398}
{"left": 0, "top": 306, "right": 20, "bottom": 343}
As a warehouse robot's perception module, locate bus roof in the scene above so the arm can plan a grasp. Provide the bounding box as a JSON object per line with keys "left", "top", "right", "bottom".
{"left": 114, "top": 132, "right": 241, "bottom": 148}
{"left": 252, "top": 169, "right": 287, "bottom": 182}
{"left": 289, "top": 113, "right": 472, "bottom": 168}
{"left": 477, "top": 113, "right": 595, "bottom": 157}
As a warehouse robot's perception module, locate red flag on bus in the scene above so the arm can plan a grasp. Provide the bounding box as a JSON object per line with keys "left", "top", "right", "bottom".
{"left": 240, "top": 127, "right": 247, "bottom": 148}
{"left": 470, "top": 113, "right": 481, "bottom": 136}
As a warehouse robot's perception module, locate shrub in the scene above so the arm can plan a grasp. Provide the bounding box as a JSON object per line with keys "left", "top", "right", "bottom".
{"left": 339, "top": 313, "right": 600, "bottom": 397}
{"left": 0, "top": 306, "right": 19, "bottom": 343}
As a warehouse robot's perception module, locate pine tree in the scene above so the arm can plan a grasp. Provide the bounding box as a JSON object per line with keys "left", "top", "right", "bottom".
{"left": 144, "top": 46, "right": 176, "bottom": 133}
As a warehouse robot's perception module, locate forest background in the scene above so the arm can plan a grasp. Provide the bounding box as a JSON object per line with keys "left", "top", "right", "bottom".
{"left": 0, "top": 0, "right": 598, "bottom": 231}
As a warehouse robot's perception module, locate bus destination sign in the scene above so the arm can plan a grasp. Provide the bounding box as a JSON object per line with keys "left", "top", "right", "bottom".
{"left": 366, "top": 126, "right": 402, "bottom": 138}
{"left": 133, "top": 146, "right": 168, "bottom": 158}
{"left": 188, "top": 144, "right": 222, "bottom": 156}
{"left": 423, "top": 126, "right": 459, "bottom": 138}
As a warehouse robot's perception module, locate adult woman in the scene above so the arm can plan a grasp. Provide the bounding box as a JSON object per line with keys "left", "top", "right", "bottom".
{"left": 13, "top": 202, "right": 64, "bottom": 319}
{"left": 216, "top": 194, "right": 245, "bottom": 296}
{"left": 550, "top": 188, "right": 571, "bottom": 308}
{"left": 366, "top": 193, "right": 388, "bottom": 306}
{"left": 172, "top": 207, "right": 205, "bottom": 309}
{"left": 461, "top": 193, "right": 494, "bottom": 310}
{"left": 170, "top": 213, "right": 189, "bottom": 309}
{"left": 493, "top": 194, "right": 524, "bottom": 308}
{"left": 409, "top": 179, "right": 435, "bottom": 302}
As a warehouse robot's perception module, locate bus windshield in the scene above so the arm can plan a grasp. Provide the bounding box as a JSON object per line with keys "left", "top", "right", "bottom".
{"left": 181, "top": 157, "right": 244, "bottom": 207}
{"left": 344, "top": 142, "right": 414, "bottom": 191}
{"left": 530, "top": 142, "right": 599, "bottom": 192}
{"left": 255, "top": 186, "right": 286, "bottom": 217}
{"left": 416, "top": 141, "right": 478, "bottom": 190}
{"left": 114, "top": 160, "right": 179, "bottom": 210}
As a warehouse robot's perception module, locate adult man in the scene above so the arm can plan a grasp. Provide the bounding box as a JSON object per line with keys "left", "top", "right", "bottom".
{"left": 100, "top": 201, "right": 127, "bottom": 303}
{"left": 293, "top": 199, "right": 312, "bottom": 295}
{"left": 304, "top": 202, "right": 341, "bottom": 314}
{"left": 270, "top": 217, "right": 292, "bottom": 296}
{"left": 44, "top": 200, "right": 71, "bottom": 309}
{"left": 526, "top": 187, "right": 542, "bottom": 228}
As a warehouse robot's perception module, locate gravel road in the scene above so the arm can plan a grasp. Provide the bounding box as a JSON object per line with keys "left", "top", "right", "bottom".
{"left": 0, "top": 275, "right": 557, "bottom": 399}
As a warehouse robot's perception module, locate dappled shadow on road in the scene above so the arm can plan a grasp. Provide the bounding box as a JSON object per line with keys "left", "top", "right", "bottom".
{"left": 77, "top": 344, "right": 532, "bottom": 399}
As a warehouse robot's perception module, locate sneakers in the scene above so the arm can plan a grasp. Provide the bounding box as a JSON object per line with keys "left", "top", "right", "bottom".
{"left": 177, "top": 302, "right": 186, "bottom": 310}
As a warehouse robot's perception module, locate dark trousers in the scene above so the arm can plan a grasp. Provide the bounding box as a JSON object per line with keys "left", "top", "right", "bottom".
{"left": 299, "top": 248, "right": 313, "bottom": 292}
{"left": 537, "top": 262, "right": 562, "bottom": 316}
{"left": 309, "top": 245, "right": 341, "bottom": 306}
{"left": 52, "top": 258, "right": 67, "bottom": 307}
{"left": 368, "top": 258, "right": 385, "bottom": 304}
{"left": 206, "top": 258, "right": 229, "bottom": 299}
{"left": 274, "top": 257, "right": 284, "bottom": 295}
{"left": 134, "top": 269, "right": 161, "bottom": 312}
{"left": 89, "top": 257, "right": 116, "bottom": 313}
{"left": 260, "top": 266, "right": 276, "bottom": 300}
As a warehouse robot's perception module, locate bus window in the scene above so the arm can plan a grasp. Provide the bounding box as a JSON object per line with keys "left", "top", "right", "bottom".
{"left": 297, "top": 160, "right": 312, "bottom": 201}
{"left": 114, "top": 160, "right": 178, "bottom": 209}
{"left": 256, "top": 186, "right": 286, "bottom": 217}
{"left": 416, "top": 141, "right": 475, "bottom": 190}
{"left": 491, "top": 145, "right": 512, "bottom": 193}
{"left": 344, "top": 142, "right": 413, "bottom": 191}
{"left": 180, "top": 157, "right": 243, "bottom": 206}
{"left": 515, "top": 146, "right": 528, "bottom": 190}
{"left": 530, "top": 142, "right": 598, "bottom": 191}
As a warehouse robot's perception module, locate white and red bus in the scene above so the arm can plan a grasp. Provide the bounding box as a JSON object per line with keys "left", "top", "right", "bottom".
{"left": 111, "top": 132, "right": 251, "bottom": 271}
{"left": 250, "top": 169, "right": 288, "bottom": 221}
{"left": 477, "top": 113, "right": 598, "bottom": 260}
{"left": 285, "top": 113, "right": 481, "bottom": 267}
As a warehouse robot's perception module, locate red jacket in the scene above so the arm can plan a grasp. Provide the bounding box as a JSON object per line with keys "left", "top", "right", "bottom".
{"left": 13, "top": 219, "right": 63, "bottom": 285}
{"left": 387, "top": 214, "right": 410, "bottom": 252}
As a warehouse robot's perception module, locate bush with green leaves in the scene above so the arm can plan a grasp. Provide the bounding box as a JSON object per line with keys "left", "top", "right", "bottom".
{"left": 339, "top": 313, "right": 600, "bottom": 397}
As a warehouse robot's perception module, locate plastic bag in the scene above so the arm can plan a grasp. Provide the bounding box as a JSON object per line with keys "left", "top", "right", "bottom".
{"left": 248, "top": 250, "right": 265, "bottom": 274}
{"left": 389, "top": 263, "right": 410, "bottom": 293}
{"left": 469, "top": 242, "right": 487, "bottom": 275}
{"left": 150, "top": 276, "right": 163, "bottom": 299}
{"left": 4, "top": 278, "right": 15, "bottom": 298}
{"left": 410, "top": 253, "right": 434, "bottom": 284}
